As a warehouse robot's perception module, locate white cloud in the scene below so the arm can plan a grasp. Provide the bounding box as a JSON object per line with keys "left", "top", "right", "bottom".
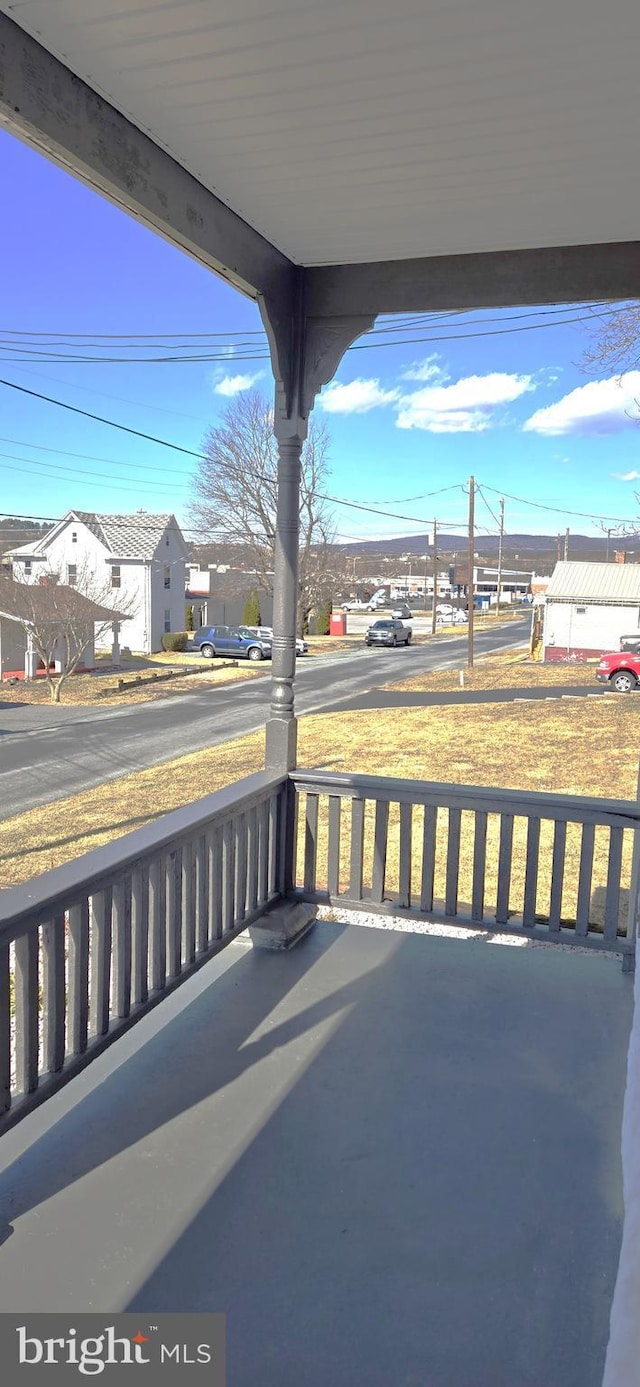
{"left": 318, "top": 378, "right": 400, "bottom": 414}
{"left": 213, "top": 371, "right": 263, "bottom": 397}
{"left": 396, "top": 372, "right": 534, "bottom": 433}
{"left": 523, "top": 373, "right": 640, "bottom": 436}
{"left": 613, "top": 469, "right": 640, "bottom": 482}
{"left": 401, "top": 353, "right": 448, "bottom": 383}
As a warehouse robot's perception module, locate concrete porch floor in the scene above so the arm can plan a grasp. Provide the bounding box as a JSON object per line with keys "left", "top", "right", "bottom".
{"left": 0, "top": 922, "right": 632, "bottom": 1387}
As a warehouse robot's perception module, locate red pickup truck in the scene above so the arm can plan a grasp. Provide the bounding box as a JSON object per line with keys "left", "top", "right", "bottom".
{"left": 596, "top": 645, "right": 640, "bottom": 692}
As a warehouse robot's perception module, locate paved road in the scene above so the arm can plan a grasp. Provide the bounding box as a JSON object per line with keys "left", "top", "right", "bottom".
{"left": 0, "top": 619, "right": 529, "bottom": 820}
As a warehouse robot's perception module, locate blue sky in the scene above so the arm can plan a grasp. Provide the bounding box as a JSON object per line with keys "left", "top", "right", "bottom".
{"left": 1, "top": 127, "right": 640, "bottom": 546}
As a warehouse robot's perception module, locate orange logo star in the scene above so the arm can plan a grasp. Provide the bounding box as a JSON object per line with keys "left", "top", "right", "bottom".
{"left": 132, "top": 1332, "right": 150, "bottom": 1344}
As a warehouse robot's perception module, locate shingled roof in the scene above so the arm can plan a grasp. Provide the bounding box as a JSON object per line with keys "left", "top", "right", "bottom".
{"left": 0, "top": 577, "right": 127, "bottom": 625}
{"left": 8, "top": 512, "right": 184, "bottom": 561}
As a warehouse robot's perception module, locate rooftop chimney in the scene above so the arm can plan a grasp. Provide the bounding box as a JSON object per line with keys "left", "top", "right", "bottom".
{"left": 614, "top": 551, "right": 628, "bottom": 565}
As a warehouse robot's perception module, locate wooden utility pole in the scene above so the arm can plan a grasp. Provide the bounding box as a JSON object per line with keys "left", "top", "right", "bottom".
{"left": 496, "top": 497, "right": 505, "bottom": 614}
{"left": 564, "top": 527, "right": 570, "bottom": 561}
{"left": 467, "top": 476, "right": 475, "bottom": 668}
{"left": 431, "top": 519, "right": 438, "bottom": 635}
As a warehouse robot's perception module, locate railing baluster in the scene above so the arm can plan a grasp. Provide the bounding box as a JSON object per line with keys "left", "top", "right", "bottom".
{"left": 222, "top": 820, "right": 234, "bottom": 933}
{"left": 207, "top": 827, "right": 222, "bottom": 940}
{"left": 549, "top": 820, "right": 567, "bottom": 932}
{"left": 112, "top": 878, "right": 131, "bottom": 1017}
{"left": 68, "top": 899, "right": 90, "bottom": 1054}
{"left": 195, "top": 835, "right": 207, "bottom": 953}
{"left": 166, "top": 852, "right": 181, "bottom": 978}
{"left": 89, "top": 891, "right": 111, "bottom": 1038}
{"left": 181, "top": 841, "right": 196, "bottom": 966}
{"left": 268, "top": 794, "right": 278, "bottom": 897}
{"left": 576, "top": 823, "right": 595, "bottom": 936}
{"left": 420, "top": 805, "right": 437, "bottom": 912}
{"left": 496, "top": 814, "right": 514, "bottom": 925}
{"left": 523, "top": 817, "right": 540, "bottom": 928}
{"left": 349, "top": 799, "right": 365, "bottom": 900}
{"left": 304, "top": 794, "right": 319, "bottom": 894}
{"left": 445, "top": 808, "right": 461, "bottom": 916}
{"left": 131, "top": 867, "right": 149, "bottom": 1006}
{"left": 327, "top": 796, "right": 341, "bottom": 897}
{"left": 15, "top": 930, "right": 39, "bottom": 1092}
{"left": 471, "top": 811, "right": 487, "bottom": 922}
{"left": 372, "top": 800, "right": 389, "bottom": 904}
{"left": 246, "top": 807, "right": 259, "bottom": 914}
{"left": 398, "top": 802, "right": 412, "bottom": 908}
{"left": 234, "top": 813, "right": 248, "bottom": 924}
{"left": 149, "top": 857, "right": 166, "bottom": 991}
{"left": 42, "top": 913, "right": 66, "bottom": 1071}
{"left": 0, "top": 943, "right": 10, "bottom": 1113}
{"left": 257, "top": 799, "right": 269, "bottom": 904}
{"left": 604, "top": 826, "right": 624, "bottom": 944}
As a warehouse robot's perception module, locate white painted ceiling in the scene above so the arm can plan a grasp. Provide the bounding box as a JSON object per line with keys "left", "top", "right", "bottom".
{"left": 4, "top": 0, "right": 640, "bottom": 264}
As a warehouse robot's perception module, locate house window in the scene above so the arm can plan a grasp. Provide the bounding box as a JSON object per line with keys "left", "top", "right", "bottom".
{"left": 164, "top": 564, "right": 171, "bottom": 589}
{"left": 111, "top": 566, "right": 121, "bottom": 589}
{"left": 71, "top": 531, "right": 77, "bottom": 543}
{"left": 67, "top": 563, "right": 77, "bottom": 586}
{"left": 164, "top": 609, "right": 171, "bottom": 633}
{"left": 576, "top": 606, "right": 586, "bottom": 614}
{"left": 24, "top": 560, "right": 32, "bottom": 575}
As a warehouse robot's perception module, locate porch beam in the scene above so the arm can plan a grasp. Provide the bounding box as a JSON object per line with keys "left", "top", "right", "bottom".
{"left": 0, "top": 10, "right": 293, "bottom": 303}
{"left": 304, "top": 241, "right": 640, "bottom": 317}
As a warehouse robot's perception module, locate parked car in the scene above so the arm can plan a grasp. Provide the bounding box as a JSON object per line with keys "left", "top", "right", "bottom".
{"left": 365, "top": 619, "right": 412, "bottom": 647}
{"left": 595, "top": 649, "right": 640, "bottom": 692}
{"left": 193, "top": 625, "right": 271, "bottom": 661}
{"left": 239, "top": 625, "right": 308, "bottom": 656}
{"left": 341, "top": 599, "right": 372, "bottom": 612}
{"left": 391, "top": 602, "right": 412, "bottom": 619}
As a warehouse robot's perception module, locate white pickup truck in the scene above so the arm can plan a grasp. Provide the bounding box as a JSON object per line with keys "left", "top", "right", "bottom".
{"left": 341, "top": 598, "right": 379, "bottom": 612}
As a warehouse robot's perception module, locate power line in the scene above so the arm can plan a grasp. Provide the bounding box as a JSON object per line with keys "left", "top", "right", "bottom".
{"left": 478, "top": 482, "right": 639, "bottom": 526}
{"left": 0, "top": 378, "right": 204, "bottom": 458}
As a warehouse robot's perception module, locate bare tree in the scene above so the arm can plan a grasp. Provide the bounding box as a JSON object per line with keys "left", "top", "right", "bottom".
{"left": 193, "top": 390, "right": 338, "bottom": 633}
{"left": 582, "top": 303, "right": 640, "bottom": 376}
{"left": 0, "top": 563, "right": 137, "bottom": 702}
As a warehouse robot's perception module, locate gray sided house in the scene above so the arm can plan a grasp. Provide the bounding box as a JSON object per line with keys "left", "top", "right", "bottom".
{"left": 542, "top": 560, "right": 640, "bottom": 661}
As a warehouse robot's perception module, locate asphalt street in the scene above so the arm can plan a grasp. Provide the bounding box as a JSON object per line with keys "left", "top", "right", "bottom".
{"left": 0, "top": 618, "right": 529, "bottom": 820}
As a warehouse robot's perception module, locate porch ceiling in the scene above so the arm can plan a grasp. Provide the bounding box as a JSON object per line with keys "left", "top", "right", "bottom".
{"left": 3, "top": 0, "right": 640, "bottom": 267}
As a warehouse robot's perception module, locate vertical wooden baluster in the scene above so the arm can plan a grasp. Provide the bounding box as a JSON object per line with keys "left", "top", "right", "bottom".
{"left": 549, "top": 820, "right": 567, "bottom": 932}
{"left": 112, "top": 878, "right": 131, "bottom": 1018}
{"left": 420, "top": 806, "right": 437, "bottom": 912}
{"left": 222, "top": 820, "right": 234, "bottom": 933}
{"left": 304, "top": 795, "right": 319, "bottom": 894}
{"left": 0, "top": 942, "right": 10, "bottom": 1114}
{"left": 42, "top": 913, "right": 66, "bottom": 1071}
{"left": 166, "top": 852, "right": 181, "bottom": 978}
{"left": 372, "top": 800, "right": 389, "bottom": 904}
{"left": 194, "top": 835, "right": 207, "bottom": 953}
{"left": 89, "top": 891, "right": 111, "bottom": 1038}
{"left": 398, "top": 802, "right": 412, "bottom": 908}
{"left": 576, "top": 823, "right": 595, "bottom": 936}
{"left": 149, "top": 856, "right": 167, "bottom": 991}
{"left": 445, "top": 808, "right": 461, "bottom": 917}
{"left": 247, "top": 807, "right": 259, "bottom": 915}
{"left": 522, "top": 817, "right": 540, "bottom": 928}
{"left": 207, "top": 828, "right": 222, "bottom": 941}
{"left": 68, "top": 900, "right": 90, "bottom": 1054}
{"left": 327, "top": 796, "right": 341, "bottom": 898}
{"left": 350, "top": 799, "right": 365, "bottom": 901}
{"left": 267, "top": 795, "right": 278, "bottom": 898}
{"left": 14, "top": 929, "right": 39, "bottom": 1092}
{"left": 471, "top": 812, "right": 488, "bottom": 923}
{"left": 182, "top": 841, "right": 196, "bottom": 966}
{"left": 604, "top": 826, "right": 624, "bottom": 944}
{"left": 496, "top": 814, "right": 514, "bottom": 925}
{"left": 257, "top": 799, "right": 269, "bottom": 905}
{"left": 131, "top": 867, "right": 149, "bottom": 1005}
{"left": 234, "top": 813, "right": 248, "bottom": 924}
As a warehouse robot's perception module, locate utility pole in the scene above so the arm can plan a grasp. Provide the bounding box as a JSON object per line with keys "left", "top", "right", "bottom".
{"left": 606, "top": 527, "right": 612, "bottom": 562}
{"left": 564, "top": 527, "right": 570, "bottom": 561}
{"left": 496, "top": 497, "right": 505, "bottom": 615}
{"left": 467, "top": 476, "right": 475, "bottom": 669}
{"left": 431, "top": 519, "right": 438, "bottom": 636}
{"left": 556, "top": 534, "right": 562, "bottom": 563}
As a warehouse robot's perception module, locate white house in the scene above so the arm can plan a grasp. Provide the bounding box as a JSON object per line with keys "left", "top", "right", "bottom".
{"left": 542, "top": 560, "right": 640, "bottom": 662}
{"left": 7, "top": 511, "right": 189, "bottom": 654}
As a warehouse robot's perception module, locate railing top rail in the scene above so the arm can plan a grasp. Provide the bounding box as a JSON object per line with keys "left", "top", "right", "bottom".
{"left": 0, "top": 770, "right": 285, "bottom": 938}
{"left": 289, "top": 768, "right": 640, "bottom": 828}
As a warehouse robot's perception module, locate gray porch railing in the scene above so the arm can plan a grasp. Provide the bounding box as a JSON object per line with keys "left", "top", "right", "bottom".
{"left": 0, "top": 771, "right": 287, "bottom": 1135}
{"left": 290, "top": 770, "right": 639, "bottom": 962}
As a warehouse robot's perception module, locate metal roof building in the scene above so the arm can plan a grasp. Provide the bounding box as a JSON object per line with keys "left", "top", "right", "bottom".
{"left": 545, "top": 561, "right": 640, "bottom": 605}
{"left": 543, "top": 561, "right": 640, "bottom": 661}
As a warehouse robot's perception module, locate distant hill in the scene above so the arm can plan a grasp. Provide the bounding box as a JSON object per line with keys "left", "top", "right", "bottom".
{"left": 336, "top": 532, "right": 640, "bottom": 566}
